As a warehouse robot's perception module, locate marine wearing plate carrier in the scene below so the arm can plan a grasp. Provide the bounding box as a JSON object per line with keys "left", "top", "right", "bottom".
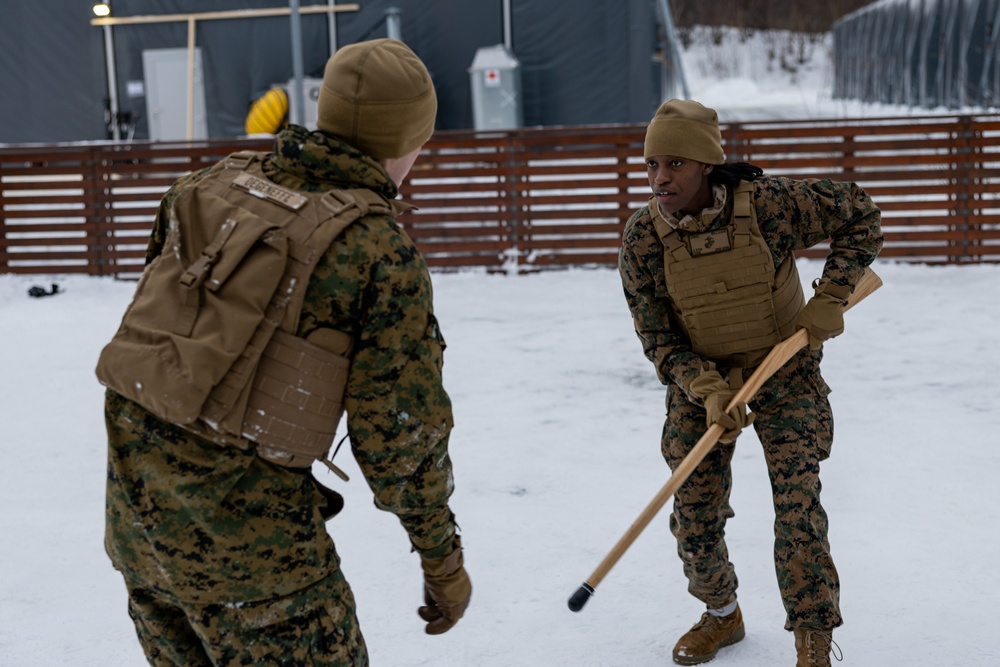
{"left": 97, "top": 39, "right": 471, "bottom": 666}
{"left": 97, "top": 151, "right": 391, "bottom": 470}
{"left": 619, "top": 99, "right": 882, "bottom": 666}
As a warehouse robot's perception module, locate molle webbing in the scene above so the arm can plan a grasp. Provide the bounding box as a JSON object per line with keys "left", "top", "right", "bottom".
{"left": 243, "top": 329, "right": 353, "bottom": 469}
{"left": 656, "top": 181, "right": 804, "bottom": 368}
{"left": 669, "top": 243, "right": 779, "bottom": 356}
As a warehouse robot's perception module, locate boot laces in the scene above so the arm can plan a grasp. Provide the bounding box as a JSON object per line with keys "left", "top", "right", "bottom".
{"left": 805, "top": 630, "right": 843, "bottom": 665}
{"left": 692, "top": 612, "right": 726, "bottom": 632}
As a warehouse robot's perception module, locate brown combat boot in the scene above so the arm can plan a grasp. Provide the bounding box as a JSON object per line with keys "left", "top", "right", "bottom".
{"left": 793, "top": 628, "right": 842, "bottom": 667}
{"left": 672, "top": 605, "right": 745, "bottom": 665}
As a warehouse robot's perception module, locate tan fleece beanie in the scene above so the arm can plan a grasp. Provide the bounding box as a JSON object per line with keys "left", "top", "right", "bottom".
{"left": 316, "top": 38, "right": 437, "bottom": 160}
{"left": 643, "top": 99, "right": 725, "bottom": 164}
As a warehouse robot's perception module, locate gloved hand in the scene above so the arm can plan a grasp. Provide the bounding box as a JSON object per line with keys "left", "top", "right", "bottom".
{"left": 418, "top": 535, "right": 471, "bottom": 635}
{"left": 689, "top": 368, "right": 754, "bottom": 444}
{"left": 796, "top": 278, "right": 852, "bottom": 350}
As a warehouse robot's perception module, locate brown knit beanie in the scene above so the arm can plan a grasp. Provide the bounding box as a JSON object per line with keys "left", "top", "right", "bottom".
{"left": 643, "top": 99, "right": 725, "bottom": 164}
{"left": 316, "top": 38, "right": 437, "bottom": 160}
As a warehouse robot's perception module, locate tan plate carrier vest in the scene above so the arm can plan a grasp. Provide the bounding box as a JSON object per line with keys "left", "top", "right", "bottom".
{"left": 650, "top": 180, "right": 805, "bottom": 370}
{"left": 96, "top": 151, "right": 393, "bottom": 469}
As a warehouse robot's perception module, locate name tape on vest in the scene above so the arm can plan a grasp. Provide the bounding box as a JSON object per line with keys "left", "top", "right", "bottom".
{"left": 232, "top": 173, "right": 308, "bottom": 211}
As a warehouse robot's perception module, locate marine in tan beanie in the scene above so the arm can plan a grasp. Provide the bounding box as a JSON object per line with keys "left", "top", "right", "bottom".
{"left": 641, "top": 99, "right": 728, "bottom": 219}
{"left": 643, "top": 99, "right": 725, "bottom": 164}
{"left": 621, "top": 94, "right": 882, "bottom": 667}
{"left": 317, "top": 38, "right": 437, "bottom": 161}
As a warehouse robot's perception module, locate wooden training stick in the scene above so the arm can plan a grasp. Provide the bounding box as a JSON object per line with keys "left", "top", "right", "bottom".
{"left": 568, "top": 268, "right": 883, "bottom": 612}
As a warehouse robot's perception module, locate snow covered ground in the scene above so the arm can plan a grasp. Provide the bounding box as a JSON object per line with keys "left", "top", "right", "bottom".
{"left": 3, "top": 260, "right": 999, "bottom": 667}
{"left": 3, "top": 25, "right": 999, "bottom": 667}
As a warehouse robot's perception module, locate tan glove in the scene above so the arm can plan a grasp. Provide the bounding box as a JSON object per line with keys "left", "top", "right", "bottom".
{"left": 689, "top": 368, "right": 754, "bottom": 444}
{"left": 796, "top": 278, "right": 852, "bottom": 350}
{"left": 418, "top": 535, "right": 471, "bottom": 635}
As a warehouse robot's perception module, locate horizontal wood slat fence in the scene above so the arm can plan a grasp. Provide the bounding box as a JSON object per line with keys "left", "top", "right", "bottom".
{"left": 3, "top": 113, "right": 1000, "bottom": 277}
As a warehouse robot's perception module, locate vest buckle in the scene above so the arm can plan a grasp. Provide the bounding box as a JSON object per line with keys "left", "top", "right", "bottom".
{"left": 179, "top": 250, "right": 216, "bottom": 289}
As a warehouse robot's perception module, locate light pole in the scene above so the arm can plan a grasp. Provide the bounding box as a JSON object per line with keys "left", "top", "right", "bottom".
{"left": 327, "top": 0, "right": 338, "bottom": 55}
{"left": 502, "top": 0, "right": 512, "bottom": 51}
{"left": 386, "top": 7, "right": 402, "bottom": 41}
{"left": 289, "top": 0, "right": 306, "bottom": 127}
{"left": 93, "top": 3, "right": 121, "bottom": 140}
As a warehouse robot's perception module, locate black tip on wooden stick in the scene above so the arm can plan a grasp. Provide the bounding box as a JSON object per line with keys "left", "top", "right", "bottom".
{"left": 567, "top": 583, "right": 594, "bottom": 612}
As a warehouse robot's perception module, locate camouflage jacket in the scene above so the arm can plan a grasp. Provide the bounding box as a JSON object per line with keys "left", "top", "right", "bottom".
{"left": 618, "top": 176, "right": 883, "bottom": 395}
{"left": 105, "top": 126, "right": 456, "bottom": 603}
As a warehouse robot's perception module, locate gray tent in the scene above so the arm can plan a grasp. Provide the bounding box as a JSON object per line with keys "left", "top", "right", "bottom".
{"left": 1, "top": 0, "right": 688, "bottom": 144}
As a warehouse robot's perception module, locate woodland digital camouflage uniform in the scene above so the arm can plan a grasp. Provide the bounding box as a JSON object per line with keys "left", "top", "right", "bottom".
{"left": 105, "top": 125, "right": 456, "bottom": 664}
{"left": 619, "top": 175, "right": 882, "bottom": 631}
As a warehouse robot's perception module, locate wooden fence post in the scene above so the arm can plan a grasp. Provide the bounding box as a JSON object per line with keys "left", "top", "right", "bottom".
{"left": 0, "top": 156, "right": 7, "bottom": 274}
{"left": 953, "top": 116, "right": 981, "bottom": 263}
{"left": 86, "top": 145, "right": 113, "bottom": 276}
{"left": 615, "top": 140, "right": 633, "bottom": 249}
{"left": 506, "top": 132, "right": 523, "bottom": 272}
{"left": 723, "top": 122, "right": 747, "bottom": 163}
{"left": 841, "top": 129, "right": 856, "bottom": 178}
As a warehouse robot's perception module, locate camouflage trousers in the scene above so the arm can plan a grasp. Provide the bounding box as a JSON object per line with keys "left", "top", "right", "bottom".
{"left": 661, "top": 348, "right": 842, "bottom": 631}
{"left": 124, "top": 569, "right": 368, "bottom": 667}
{"left": 103, "top": 391, "right": 368, "bottom": 665}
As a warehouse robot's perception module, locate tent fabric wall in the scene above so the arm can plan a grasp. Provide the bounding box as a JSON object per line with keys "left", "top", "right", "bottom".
{"left": 0, "top": 0, "right": 671, "bottom": 144}
{"left": 511, "top": 0, "right": 659, "bottom": 127}
{"left": 832, "top": 0, "right": 1000, "bottom": 109}
{"left": 0, "top": 2, "right": 108, "bottom": 144}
